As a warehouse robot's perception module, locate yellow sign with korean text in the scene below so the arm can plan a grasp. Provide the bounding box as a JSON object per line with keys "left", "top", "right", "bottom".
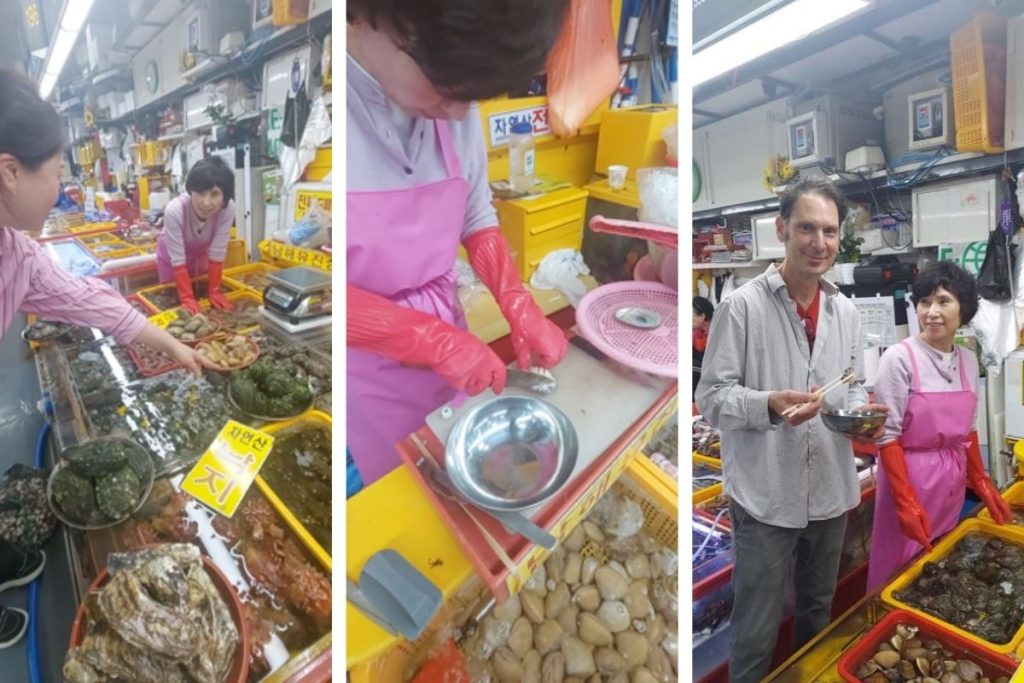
{"left": 294, "top": 189, "right": 332, "bottom": 220}
{"left": 267, "top": 240, "right": 332, "bottom": 272}
{"left": 181, "top": 420, "right": 275, "bottom": 518}
{"left": 149, "top": 309, "right": 180, "bottom": 329}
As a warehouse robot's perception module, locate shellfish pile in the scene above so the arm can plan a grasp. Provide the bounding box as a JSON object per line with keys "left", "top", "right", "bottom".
{"left": 852, "top": 622, "right": 1008, "bottom": 683}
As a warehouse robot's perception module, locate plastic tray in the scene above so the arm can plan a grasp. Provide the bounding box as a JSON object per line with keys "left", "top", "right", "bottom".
{"left": 978, "top": 479, "right": 1024, "bottom": 524}
{"left": 222, "top": 262, "right": 281, "bottom": 296}
{"left": 125, "top": 343, "right": 179, "bottom": 377}
{"left": 881, "top": 518, "right": 1024, "bottom": 654}
{"left": 693, "top": 453, "right": 723, "bottom": 504}
{"left": 124, "top": 294, "right": 157, "bottom": 316}
{"left": 349, "top": 454, "right": 677, "bottom": 680}
{"left": 255, "top": 410, "right": 332, "bottom": 571}
{"left": 837, "top": 609, "right": 1018, "bottom": 682}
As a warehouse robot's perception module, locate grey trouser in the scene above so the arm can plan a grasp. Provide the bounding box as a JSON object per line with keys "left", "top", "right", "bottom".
{"left": 728, "top": 502, "right": 847, "bottom": 683}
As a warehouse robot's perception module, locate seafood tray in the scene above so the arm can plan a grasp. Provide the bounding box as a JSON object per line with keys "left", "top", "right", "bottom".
{"left": 222, "top": 262, "right": 281, "bottom": 296}
{"left": 349, "top": 456, "right": 678, "bottom": 682}
{"left": 837, "top": 610, "right": 1017, "bottom": 683}
{"left": 125, "top": 343, "right": 179, "bottom": 378}
{"left": 250, "top": 332, "right": 331, "bottom": 398}
{"left": 978, "top": 480, "right": 1024, "bottom": 525}
{"left": 693, "top": 574, "right": 734, "bottom": 649}
{"left": 255, "top": 411, "right": 332, "bottom": 568}
{"left": 209, "top": 291, "right": 263, "bottom": 336}
{"left": 83, "top": 371, "right": 233, "bottom": 475}
{"left": 137, "top": 278, "right": 238, "bottom": 312}
{"left": 124, "top": 294, "right": 157, "bottom": 316}
{"left": 693, "top": 453, "right": 723, "bottom": 504}
{"left": 695, "top": 493, "right": 732, "bottom": 529}
{"left": 692, "top": 416, "right": 720, "bottom": 459}
{"left": 63, "top": 338, "right": 144, "bottom": 405}
{"left": 76, "top": 232, "right": 120, "bottom": 246}
{"left": 123, "top": 481, "right": 331, "bottom": 681}
{"left": 693, "top": 514, "right": 731, "bottom": 587}
{"left": 882, "top": 519, "right": 1024, "bottom": 654}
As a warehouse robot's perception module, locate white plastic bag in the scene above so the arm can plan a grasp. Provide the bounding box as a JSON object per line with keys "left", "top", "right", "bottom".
{"left": 280, "top": 94, "right": 332, "bottom": 188}
{"left": 529, "top": 248, "right": 590, "bottom": 307}
{"left": 281, "top": 199, "right": 331, "bottom": 248}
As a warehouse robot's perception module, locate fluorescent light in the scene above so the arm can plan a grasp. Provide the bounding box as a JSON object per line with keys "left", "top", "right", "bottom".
{"left": 692, "top": 0, "right": 870, "bottom": 87}
{"left": 38, "top": 0, "right": 96, "bottom": 100}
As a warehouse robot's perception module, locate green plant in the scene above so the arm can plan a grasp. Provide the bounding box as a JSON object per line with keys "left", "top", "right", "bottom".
{"left": 204, "top": 103, "right": 234, "bottom": 126}
{"left": 838, "top": 230, "right": 864, "bottom": 264}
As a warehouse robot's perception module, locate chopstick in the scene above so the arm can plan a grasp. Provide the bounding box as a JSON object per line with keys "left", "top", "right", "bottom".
{"left": 409, "top": 434, "right": 520, "bottom": 576}
{"left": 781, "top": 367, "right": 855, "bottom": 419}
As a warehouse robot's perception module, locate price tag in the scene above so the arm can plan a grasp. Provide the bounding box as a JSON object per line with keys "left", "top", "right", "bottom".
{"left": 149, "top": 309, "right": 179, "bottom": 329}
{"left": 181, "top": 420, "right": 275, "bottom": 518}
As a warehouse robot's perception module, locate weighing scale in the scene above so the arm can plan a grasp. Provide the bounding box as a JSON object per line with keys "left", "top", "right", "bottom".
{"left": 260, "top": 266, "right": 332, "bottom": 332}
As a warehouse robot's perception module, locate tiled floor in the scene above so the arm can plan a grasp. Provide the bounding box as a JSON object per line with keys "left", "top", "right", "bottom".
{"left": 0, "top": 315, "right": 76, "bottom": 682}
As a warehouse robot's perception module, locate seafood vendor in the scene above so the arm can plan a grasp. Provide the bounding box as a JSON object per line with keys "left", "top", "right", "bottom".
{"left": 0, "top": 69, "right": 208, "bottom": 375}
{"left": 345, "top": 0, "right": 571, "bottom": 486}
{"left": 696, "top": 178, "right": 888, "bottom": 683}
{"left": 867, "top": 262, "right": 1010, "bottom": 589}
{"left": 155, "top": 156, "right": 235, "bottom": 314}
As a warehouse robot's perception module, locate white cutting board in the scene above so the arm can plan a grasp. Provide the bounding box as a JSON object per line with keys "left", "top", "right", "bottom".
{"left": 425, "top": 343, "right": 674, "bottom": 518}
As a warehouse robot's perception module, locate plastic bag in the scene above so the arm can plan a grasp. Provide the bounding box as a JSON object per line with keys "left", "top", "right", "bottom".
{"left": 0, "top": 465, "right": 56, "bottom": 551}
{"left": 545, "top": 0, "right": 621, "bottom": 137}
{"left": 529, "top": 248, "right": 590, "bottom": 307}
{"left": 977, "top": 228, "right": 1014, "bottom": 301}
{"left": 280, "top": 94, "right": 332, "bottom": 188}
{"left": 284, "top": 199, "right": 331, "bottom": 248}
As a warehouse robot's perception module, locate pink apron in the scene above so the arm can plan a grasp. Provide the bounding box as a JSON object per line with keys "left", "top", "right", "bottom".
{"left": 347, "top": 120, "right": 470, "bottom": 486}
{"left": 866, "top": 339, "right": 975, "bottom": 590}
{"left": 155, "top": 197, "right": 219, "bottom": 282}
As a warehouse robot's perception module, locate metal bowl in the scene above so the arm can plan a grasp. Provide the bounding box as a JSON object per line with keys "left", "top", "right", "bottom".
{"left": 820, "top": 409, "right": 887, "bottom": 438}
{"left": 445, "top": 396, "right": 578, "bottom": 511}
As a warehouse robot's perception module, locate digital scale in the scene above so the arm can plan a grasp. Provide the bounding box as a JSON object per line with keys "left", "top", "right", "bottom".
{"left": 260, "top": 266, "right": 332, "bottom": 333}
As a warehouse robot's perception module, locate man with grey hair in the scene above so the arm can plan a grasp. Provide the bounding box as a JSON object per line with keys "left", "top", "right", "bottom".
{"left": 696, "top": 178, "right": 888, "bottom": 682}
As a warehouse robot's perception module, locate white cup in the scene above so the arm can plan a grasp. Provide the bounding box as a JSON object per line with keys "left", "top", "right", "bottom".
{"left": 608, "top": 164, "right": 628, "bottom": 190}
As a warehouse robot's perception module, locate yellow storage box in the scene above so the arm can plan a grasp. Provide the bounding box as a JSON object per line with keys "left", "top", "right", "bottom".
{"left": 595, "top": 104, "right": 678, "bottom": 180}
{"left": 495, "top": 186, "right": 588, "bottom": 281}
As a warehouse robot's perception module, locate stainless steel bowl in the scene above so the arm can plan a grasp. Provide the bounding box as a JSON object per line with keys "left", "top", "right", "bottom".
{"left": 820, "top": 409, "right": 887, "bottom": 438}
{"left": 445, "top": 396, "right": 578, "bottom": 511}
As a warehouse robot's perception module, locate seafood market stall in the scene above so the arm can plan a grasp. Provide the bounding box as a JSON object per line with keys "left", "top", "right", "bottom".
{"left": 27, "top": 260, "right": 333, "bottom": 682}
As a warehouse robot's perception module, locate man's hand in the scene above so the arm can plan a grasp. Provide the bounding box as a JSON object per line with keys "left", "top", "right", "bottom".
{"left": 768, "top": 389, "right": 822, "bottom": 427}
{"left": 845, "top": 402, "right": 890, "bottom": 443}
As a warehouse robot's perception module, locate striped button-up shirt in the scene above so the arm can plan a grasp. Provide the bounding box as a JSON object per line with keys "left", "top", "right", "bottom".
{"left": 696, "top": 265, "right": 868, "bottom": 528}
{"left": 0, "top": 227, "right": 146, "bottom": 344}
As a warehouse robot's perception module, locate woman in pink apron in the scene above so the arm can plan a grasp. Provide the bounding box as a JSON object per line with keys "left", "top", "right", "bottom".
{"left": 345, "top": 1, "right": 571, "bottom": 487}
{"left": 155, "top": 156, "right": 235, "bottom": 314}
{"left": 867, "top": 262, "right": 1010, "bottom": 590}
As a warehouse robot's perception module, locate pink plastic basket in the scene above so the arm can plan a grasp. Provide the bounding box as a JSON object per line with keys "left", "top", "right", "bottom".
{"left": 575, "top": 281, "right": 677, "bottom": 377}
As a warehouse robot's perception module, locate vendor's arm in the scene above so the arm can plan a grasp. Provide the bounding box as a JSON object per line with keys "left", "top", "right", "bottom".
{"left": 205, "top": 201, "right": 235, "bottom": 310}
{"left": 695, "top": 295, "right": 818, "bottom": 431}
{"left": 871, "top": 345, "right": 913, "bottom": 446}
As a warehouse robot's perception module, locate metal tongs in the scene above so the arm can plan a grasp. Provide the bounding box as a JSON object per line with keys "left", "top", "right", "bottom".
{"left": 781, "top": 367, "right": 856, "bottom": 419}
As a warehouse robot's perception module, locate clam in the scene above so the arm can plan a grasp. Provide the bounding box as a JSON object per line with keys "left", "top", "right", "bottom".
{"left": 523, "top": 591, "right": 546, "bottom": 624}
{"left": 615, "top": 631, "right": 649, "bottom": 671}
{"left": 897, "top": 624, "right": 920, "bottom": 640}
{"left": 595, "top": 647, "right": 627, "bottom": 675}
{"left": 562, "top": 636, "right": 596, "bottom": 676}
{"left": 645, "top": 645, "right": 673, "bottom": 679}
{"left": 609, "top": 560, "right": 630, "bottom": 579}
{"left": 526, "top": 565, "right": 549, "bottom": 597}
{"left": 625, "top": 581, "right": 654, "bottom": 620}
{"left": 904, "top": 647, "right": 929, "bottom": 661}
{"left": 916, "top": 657, "right": 933, "bottom": 676}
{"left": 644, "top": 615, "right": 666, "bottom": 646}
{"left": 631, "top": 667, "right": 659, "bottom": 683}
{"left": 890, "top": 634, "right": 904, "bottom": 651}
{"left": 564, "top": 526, "right": 586, "bottom": 552}
{"left": 940, "top": 674, "right": 963, "bottom": 683}
{"left": 879, "top": 642, "right": 897, "bottom": 652}
{"left": 546, "top": 550, "right": 566, "bottom": 583}
{"left": 558, "top": 604, "right": 579, "bottom": 637}
{"left": 545, "top": 583, "right": 571, "bottom": 620}
{"left": 493, "top": 595, "right": 522, "bottom": 623}
{"left": 582, "top": 521, "right": 604, "bottom": 542}
{"left": 596, "top": 567, "right": 629, "bottom": 601}
{"left": 564, "top": 553, "right": 583, "bottom": 585}
{"left": 855, "top": 660, "right": 880, "bottom": 678}
{"left": 494, "top": 646, "right": 525, "bottom": 682}
{"left": 536, "top": 620, "right": 565, "bottom": 656}
{"left": 542, "top": 651, "right": 566, "bottom": 683}
{"left": 874, "top": 650, "right": 901, "bottom": 668}
{"left": 523, "top": 650, "right": 542, "bottom": 683}
{"left": 573, "top": 585, "right": 601, "bottom": 612}
{"left": 899, "top": 659, "right": 917, "bottom": 679}
{"left": 625, "top": 553, "right": 652, "bottom": 579}
{"left": 578, "top": 612, "right": 614, "bottom": 647}
{"left": 582, "top": 557, "right": 600, "bottom": 585}
{"left": 956, "top": 661, "right": 982, "bottom": 681}
{"left": 508, "top": 617, "right": 534, "bottom": 657}
{"left": 597, "top": 601, "right": 631, "bottom": 632}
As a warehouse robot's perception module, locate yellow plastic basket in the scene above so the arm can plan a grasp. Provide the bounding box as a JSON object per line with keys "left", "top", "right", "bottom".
{"left": 348, "top": 456, "right": 677, "bottom": 680}
{"left": 881, "top": 518, "right": 1024, "bottom": 654}
{"left": 222, "top": 262, "right": 281, "bottom": 296}
{"left": 951, "top": 11, "right": 1007, "bottom": 153}
{"left": 978, "top": 480, "right": 1024, "bottom": 524}
{"left": 693, "top": 452, "right": 723, "bottom": 504}
{"left": 254, "top": 410, "right": 332, "bottom": 571}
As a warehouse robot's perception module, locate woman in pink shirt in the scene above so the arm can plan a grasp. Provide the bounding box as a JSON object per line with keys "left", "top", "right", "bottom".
{"left": 0, "top": 68, "right": 211, "bottom": 647}
{"left": 155, "top": 156, "right": 235, "bottom": 314}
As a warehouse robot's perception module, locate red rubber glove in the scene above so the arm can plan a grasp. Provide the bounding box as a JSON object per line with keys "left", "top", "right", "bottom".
{"left": 966, "top": 431, "right": 1011, "bottom": 524}
{"left": 207, "top": 260, "right": 234, "bottom": 311}
{"left": 878, "top": 441, "right": 933, "bottom": 551}
{"left": 172, "top": 266, "right": 201, "bottom": 315}
{"left": 348, "top": 285, "right": 507, "bottom": 395}
{"left": 464, "top": 227, "right": 567, "bottom": 370}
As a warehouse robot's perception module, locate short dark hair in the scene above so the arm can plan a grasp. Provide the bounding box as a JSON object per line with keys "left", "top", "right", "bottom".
{"left": 779, "top": 177, "right": 848, "bottom": 225}
{"left": 348, "top": 0, "right": 571, "bottom": 101}
{"left": 0, "top": 69, "right": 63, "bottom": 171}
{"left": 693, "top": 296, "right": 714, "bottom": 321}
{"left": 185, "top": 156, "right": 234, "bottom": 205}
{"left": 910, "top": 261, "right": 978, "bottom": 326}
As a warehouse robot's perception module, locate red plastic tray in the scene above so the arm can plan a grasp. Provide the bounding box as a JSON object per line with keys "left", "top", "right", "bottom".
{"left": 836, "top": 610, "right": 1018, "bottom": 683}
{"left": 126, "top": 343, "right": 179, "bottom": 377}
{"left": 125, "top": 293, "right": 157, "bottom": 316}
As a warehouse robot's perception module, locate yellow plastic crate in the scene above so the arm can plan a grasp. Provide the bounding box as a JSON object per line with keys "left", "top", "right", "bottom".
{"left": 978, "top": 480, "right": 1024, "bottom": 524}
{"left": 70, "top": 220, "right": 118, "bottom": 234}
{"left": 951, "top": 11, "right": 1007, "bottom": 153}
{"left": 693, "top": 453, "right": 723, "bottom": 504}
{"left": 255, "top": 410, "right": 332, "bottom": 571}
{"left": 881, "top": 518, "right": 1024, "bottom": 654}
{"left": 348, "top": 456, "right": 676, "bottom": 680}
{"left": 222, "top": 262, "right": 281, "bottom": 296}
{"left": 495, "top": 186, "right": 588, "bottom": 280}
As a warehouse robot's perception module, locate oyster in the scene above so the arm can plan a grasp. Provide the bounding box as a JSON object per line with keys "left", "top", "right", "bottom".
{"left": 95, "top": 466, "right": 142, "bottom": 519}
{"left": 52, "top": 467, "right": 96, "bottom": 522}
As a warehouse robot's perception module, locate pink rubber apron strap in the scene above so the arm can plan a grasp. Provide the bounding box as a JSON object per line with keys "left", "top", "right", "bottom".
{"left": 346, "top": 119, "right": 472, "bottom": 486}
{"left": 867, "top": 341, "right": 975, "bottom": 590}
